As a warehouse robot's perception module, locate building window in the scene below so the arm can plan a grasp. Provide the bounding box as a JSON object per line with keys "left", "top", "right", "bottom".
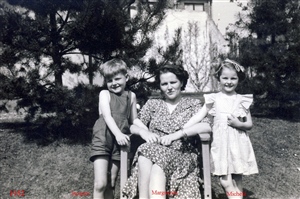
{"left": 184, "top": 3, "right": 204, "bottom": 11}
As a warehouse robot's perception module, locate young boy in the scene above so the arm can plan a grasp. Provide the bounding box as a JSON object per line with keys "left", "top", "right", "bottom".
{"left": 90, "top": 58, "right": 146, "bottom": 199}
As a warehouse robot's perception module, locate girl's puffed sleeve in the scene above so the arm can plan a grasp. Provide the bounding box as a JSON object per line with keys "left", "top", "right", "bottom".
{"left": 138, "top": 99, "right": 157, "bottom": 127}
{"left": 237, "top": 94, "right": 253, "bottom": 117}
{"left": 203, "top": 93, "right": 217, "bottom": 116}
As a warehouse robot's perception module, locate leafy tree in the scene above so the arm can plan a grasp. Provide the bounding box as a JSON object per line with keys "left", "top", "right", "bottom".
{"left": 226, "top": 0, "right": 300, "bottom": 118}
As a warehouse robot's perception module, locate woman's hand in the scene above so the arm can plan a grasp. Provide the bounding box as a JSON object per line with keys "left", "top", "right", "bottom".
{"left": 160, "top": 131, "right": 182, "bottom": 146}
{"left": 140, "top": 129, "right": 160, "bottom": 144}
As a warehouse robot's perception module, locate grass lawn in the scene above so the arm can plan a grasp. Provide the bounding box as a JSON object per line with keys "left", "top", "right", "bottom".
{"left": 0, "top": 116, "right": 299, "bottom": 199}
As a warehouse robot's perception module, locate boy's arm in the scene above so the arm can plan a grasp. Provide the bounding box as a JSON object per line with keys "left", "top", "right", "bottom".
{"left": 99, "top": 90, "right": 129, "bottom": 145}
{"left": 227, "top": 111, "right": 253, "bottom": 131}
{"left": 183, "top": 105, "right": 208, "bottom": 129}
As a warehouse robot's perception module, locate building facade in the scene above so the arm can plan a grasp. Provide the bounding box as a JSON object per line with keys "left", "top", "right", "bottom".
{"left": 135, "top": 0, "right": 228, "bottom": 92}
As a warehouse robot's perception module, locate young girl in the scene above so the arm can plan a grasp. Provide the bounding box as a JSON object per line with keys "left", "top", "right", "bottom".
{"left": 90, "top": 58, "right": 146, "bottom": 199}
{"left": 183, "top": 59, "right": 258, "bottom": 199}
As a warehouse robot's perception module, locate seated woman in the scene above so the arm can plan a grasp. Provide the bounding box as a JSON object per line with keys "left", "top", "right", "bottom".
{"left": 122, "top": 64, "right": 211, "bottom": 199}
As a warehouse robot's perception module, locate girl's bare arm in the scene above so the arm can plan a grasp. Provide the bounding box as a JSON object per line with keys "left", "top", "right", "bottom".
{"left": 228, "top": 111, "right": 253, "bottom": 131}
{"left": 183, "top": 105, "right": 209, "bottom": 129}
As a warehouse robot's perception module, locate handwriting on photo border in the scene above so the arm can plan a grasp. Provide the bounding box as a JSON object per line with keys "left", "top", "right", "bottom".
{"left": 227, "top": 191, "right": 247, "bottom": 197}
{"left": 71, "top": 191, "right": 91, "bottom": 196}
{"left": 152, "top": 190, "right": 178, "bottom": 196}
{"left": 10, "top": 190, "right": 25, "bottom": 197}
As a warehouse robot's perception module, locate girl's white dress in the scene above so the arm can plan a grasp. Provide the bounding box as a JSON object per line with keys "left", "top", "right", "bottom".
{"left": 204, "top": 92, "right": 259, "bottom": 176}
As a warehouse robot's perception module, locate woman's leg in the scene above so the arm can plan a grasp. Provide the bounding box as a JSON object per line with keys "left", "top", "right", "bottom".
{"left": 93, "top": 156, "right": 109, "bottom": 199}
{"left": 105, "top": 160, "right": 120, "bottom": 199}
{"left": 138, "top": 155, "right": 153, "bottom": 199}
{"left": 149, "top": 164, "right": 166, "bottom": 199}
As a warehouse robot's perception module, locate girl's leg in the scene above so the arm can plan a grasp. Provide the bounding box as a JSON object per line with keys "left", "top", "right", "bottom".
{"left": 220, "top": 175, "right": 232, "bottom": 198}
{"left": 220, "top": 174, "right": 243, "bottom": 199}
{"left": 105, "top": 160, "right": 120, "bottom": 199}
{"left": 232, "top": 174, "right": 243, "bottom": 198}
{"left": 138, "top": 155, "right": 153, "bottom": 199}
{"left": 93, "top": 156, "right": 109, "bottom": 199}
{"left": 149, "top": 164, "right": 166, "bottom": 199}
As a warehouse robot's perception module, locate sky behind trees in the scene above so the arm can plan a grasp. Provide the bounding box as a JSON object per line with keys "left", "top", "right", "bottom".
{"left": 212, "top": 0, "right": 249, "bottom": 35}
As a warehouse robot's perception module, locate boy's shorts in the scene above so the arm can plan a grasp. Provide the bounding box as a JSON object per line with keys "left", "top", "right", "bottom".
{"left": 90, "top": 118, "right": 129, "bottom": 162}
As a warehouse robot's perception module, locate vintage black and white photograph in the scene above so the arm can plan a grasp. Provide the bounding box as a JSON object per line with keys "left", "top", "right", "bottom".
{"left": 0, "top": 0, "right": 299, "bottom": 199}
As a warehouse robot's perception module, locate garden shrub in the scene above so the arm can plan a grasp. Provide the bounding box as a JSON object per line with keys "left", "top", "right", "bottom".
{"left": 19, "top": 84, "right": 101, "bottom": 142}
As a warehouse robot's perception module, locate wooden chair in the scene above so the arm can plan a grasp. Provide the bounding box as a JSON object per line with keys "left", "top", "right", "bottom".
{"left": 120, "top": 92, "right": 212, "bottom": 199}
{"left": 120, "top": 132, "right": 212, "bottom": 199}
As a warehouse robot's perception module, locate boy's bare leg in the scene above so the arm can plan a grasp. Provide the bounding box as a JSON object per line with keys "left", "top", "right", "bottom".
{"left": 105, "top": 160, "right": 120, "bottom": 199}
{"left": 93, "top": 156, "right": 109, "bottom": 199}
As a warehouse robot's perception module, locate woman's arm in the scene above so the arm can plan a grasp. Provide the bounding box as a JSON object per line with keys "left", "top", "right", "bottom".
{"left": 129, "top": 92, "right": 148, "bottom": 130}
{"left": 227, "top": 111, "right": 253, "bottom": 131}
{"left": 133, "top": 119, "right": 148, "bottom": 130}
{"left": 99, "top": 90, "right": 130, "bottom": 146}
{"left": 130, "top": 99, "right": 159, "bottom": 143}
{"left": 129, "top": 92, "right": 138, "bottom": 125}
{"left": 130, "top": 124, "right": 160, "bottom": 143}
{"left": 160, "top": 122, "right": 211, "bottom": 146}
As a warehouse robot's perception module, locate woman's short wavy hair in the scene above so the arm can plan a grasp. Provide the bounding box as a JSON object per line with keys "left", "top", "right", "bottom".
{"left": 155, "top": 64, "right": 189, "bottom": 90}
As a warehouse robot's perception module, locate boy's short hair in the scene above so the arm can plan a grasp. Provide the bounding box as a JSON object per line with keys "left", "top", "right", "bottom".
{"left": 100, "top": 58, "right": 128, "bottom": 79}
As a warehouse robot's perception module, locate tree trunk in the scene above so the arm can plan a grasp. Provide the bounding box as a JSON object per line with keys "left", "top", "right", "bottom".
{"left": 49, "top": 11, "right": 63, "bottom": 87}
{"left": 54, "top": 57, "right": 63, "bottom": 87}
{"left": 88, "top": 54, "right": 93, "bottom": 85}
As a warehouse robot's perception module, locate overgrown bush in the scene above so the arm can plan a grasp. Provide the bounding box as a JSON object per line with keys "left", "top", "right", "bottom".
{"left": 18, "top": 83, "right": 101, "bottom": 142}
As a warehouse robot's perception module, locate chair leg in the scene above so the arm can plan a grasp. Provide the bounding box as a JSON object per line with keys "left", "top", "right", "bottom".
{"left": 120, "top": 146, "right": 128, "bottom": 199}
{"left": 199, "top": 133, "right": 212, "bottom": 199}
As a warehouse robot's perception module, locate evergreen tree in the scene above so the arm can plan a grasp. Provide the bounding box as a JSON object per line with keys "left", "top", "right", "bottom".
{"left": 226, "top": 0, "right": 300, "bottom": 117}
{"left": 70, "top": 0, "right": 168, "bottom": 84}
{"left": 0, "top": 0, "right": 86, "bottom": 86}
{"left": 0, "top": 0, "right": 170, "bottom": 140}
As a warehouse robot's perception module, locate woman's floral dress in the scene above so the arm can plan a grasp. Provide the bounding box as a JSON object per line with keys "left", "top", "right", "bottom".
{"left": 122, "top": 97, "right": 209, "bottom": 199}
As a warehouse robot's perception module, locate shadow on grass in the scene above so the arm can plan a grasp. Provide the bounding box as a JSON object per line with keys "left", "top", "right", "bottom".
{"left": 252, "top": 111, "right": 300, "bottom": 123}
{"left": 244, "top": 189, "right": 258, "bottom": 199}
{"left": 252, "top": 102, "right": 300, "bottom": 122}
{"left": 0, "top": 120, "right": 93, "bottom": 146}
